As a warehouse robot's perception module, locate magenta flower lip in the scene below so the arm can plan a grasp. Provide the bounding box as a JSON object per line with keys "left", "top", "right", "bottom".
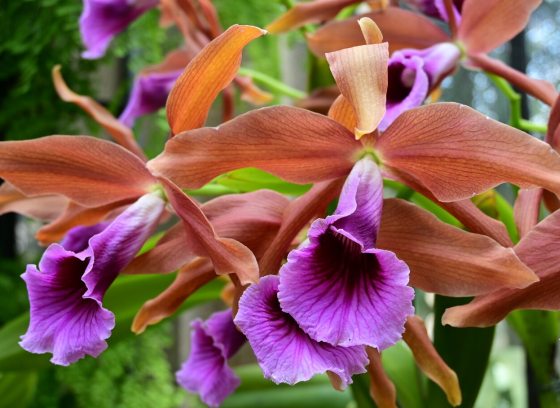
{"left": 176, "top": 309, "right": 245, "bottom": 407}
{"left": 19, "top": 193, "right": 164, "bottom": 365}
{"left": 235, "top": 275, "right": 368, "bottom": 387}
{"left": 278, "top": 158, "right": 415, "bottom": 349}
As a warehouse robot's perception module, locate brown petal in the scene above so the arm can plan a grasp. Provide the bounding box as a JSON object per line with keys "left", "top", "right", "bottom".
{"left": 52, "top": 66, "right": 146, "bottom": 160}
{"left": 468, "top": 54, "right": 557, "bottom": 106}
{"left": 328, "top": 94, "right": 357, "bottom": 132}
{"left": 378, "top": 199, "right": 538, "bottom": 296}
{"left": 458, "top": 0, "right": 541, "bottom": 54}
{"left": 132, "top": 258, "right": 216, "bottom": 333}
{"left": 35, "top": 199, "right": 132, "bottom": 245}
{"left": 161, "top": 177, "right": 259, "bottom": 284}
{"left": 235, "top": 76, "right": 274, "bottom": 105}
{"left": 259, "top": 178, "right": 344, "bottom": 275}
{"left": 296, "top": 86, "right": 340, "bottom": 115}
{"left": 149, "top": 106, "right": 360, "bottom": 188}
{"left": 307, "top": 9, "right": 450, "bottom": 56}
{"left": 326, "top": 42, "right": 388, "bottom": 138}
{"left": 267, "top": 0, "right": 361, "bottom": 33}
{"left": 377, "top": 103, "right": 560, "bottom": 202}
{"left": 386, "top": 169, "right": 513, "bottom": 247}
{"left": 0, "top": 136, "right": 155, "bottom": 207}
{"left": 514, "top": 188, "right": 543, "bottom": 239}
{"left": 403, "top": 316, "right": 462, "bottom": 406}
{"left": 166, "top": 25, "right": 266, "bottom": 135}
{"left": 443, "top": 210, "right": 560, "bottom": 327}
{"left": 366, "top": 347, "right": 398, "bottom": 408}
{"left": 124, "top": 190, "right": 288, "bottom": 275}
{"left": 0, "top": 182, "right": 66, "bottom": 221}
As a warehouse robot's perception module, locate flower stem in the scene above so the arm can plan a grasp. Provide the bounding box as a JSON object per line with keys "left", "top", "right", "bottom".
{"left": 238, "top": 67, "right": 307, "bottom": 100}
{"left": 487, "top": 73, "right": 548, "bottom": 133}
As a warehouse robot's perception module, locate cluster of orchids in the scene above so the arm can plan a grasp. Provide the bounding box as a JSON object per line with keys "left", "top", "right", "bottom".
{"left": 2, "top": 0, "right": 560, "bottom": 407}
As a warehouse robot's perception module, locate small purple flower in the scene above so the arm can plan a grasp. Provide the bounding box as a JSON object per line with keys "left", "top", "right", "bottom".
{"left": 379, "top": 42, "right": 461, "bottom": 130}
{"left": 404, "top": 0, "right": 463, "bottom": 23}
{"left": 235, "top": 275, "right": 368, "bottom": 386}
{"left": 80, "top": 0, "right": 159, "bottom": 59}
{"left": 176, "top": 309, "right": 246, "bottom": 407}
{"left": 278, "top": 158, "right": 415, "bottom": 349}
{"left": 119, "top": 69, "right": 182, "bottom": 127}
{"left": 19, "top": 193, "right": 165, "bottom": 365}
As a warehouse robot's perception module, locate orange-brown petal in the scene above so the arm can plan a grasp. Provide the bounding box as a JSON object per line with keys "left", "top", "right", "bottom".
{"left": 378, "top": 199, "right": 538, "bottom": 296}
{"left": 52, "top": 66, "right": 145, "bottom": 160}
{"left": 377, "top": 103, "right": 560, "bottom": 202}
{"left": 0, "top": 135, "right": 155, "bottom": 207}
{"left": 307, "top": 8, "right": 450, "bottom": 56}
{"left": 161, "top": 177, "right": 259, "bottom": 284}
{"left": 458, "top": 0, "right": 541, "bottom": 54}
{"left": 166, "top": 25, "right": 266, "bottom": 135}
{"left": 403, "top": 316, "right": 462, "bottom": 406}
{"left": 326, "top": 42, "right": 388, "bottom": 138}
{"left": 149, "top": 106, "right": 359, "bottom": 188}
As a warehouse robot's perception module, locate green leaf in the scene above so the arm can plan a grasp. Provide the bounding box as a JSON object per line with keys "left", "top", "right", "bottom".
{"left": 383, "top": 342, "right": 424, "bottom": 408}
{"left": 0, "top": 371, "right": 38, "bottom": 408}
{"left": 0, "top": 274, "right": 223, "bottom": 371}
{"left": 428, "top": 296, "right": 495, "bottom": 408}
{"left": 215, "top": 168, "right": 311, "bottom": 195}
{"left": 507, "top": 310, "right": 560, "bottom": 408}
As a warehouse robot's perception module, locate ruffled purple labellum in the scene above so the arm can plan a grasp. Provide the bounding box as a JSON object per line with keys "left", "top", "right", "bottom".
{"left": 404, "top": 0, "right": 463, "bottom": 23}
{"left": 20, "top": 193, "right": 165, "bottom": 365}
{"left": 379, "top": 42, "right": 461, "bottom": 130}
{"left": 80, "top": 0, "right": 159, "bottom": 59}
{"left": 119, "top": 69, "right": 182, "bottom": 127}
{"left": 235, "top": 275, "right": 368, "bottom": 386}
{"left": 176, "top": 309, "right": 246, "bottom": 407}
{"left": 278, "top": 158, "right": 415, "bottom": 349}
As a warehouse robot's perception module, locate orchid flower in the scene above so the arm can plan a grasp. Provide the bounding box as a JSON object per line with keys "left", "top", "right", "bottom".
{"left": 0, "top": 25, "right": 271, "bottom": 364}
{"left": 304, "top": 0, "right": 556, "bottom": 106}
{"left": 80, "top": 0, "right": 159, "bottom": 59}
{"left": 176, "top": 309, "right": 246, "bottom": 407}
{"left": 403, "top": 0, "right": 463, "bottom": 23}
{"left": 20, "top": 192, "right": 164, "bottom": 365}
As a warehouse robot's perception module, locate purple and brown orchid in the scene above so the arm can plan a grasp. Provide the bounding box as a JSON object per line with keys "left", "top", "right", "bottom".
{"left": 3, "top": 2, "right": 560, "bottom": 407}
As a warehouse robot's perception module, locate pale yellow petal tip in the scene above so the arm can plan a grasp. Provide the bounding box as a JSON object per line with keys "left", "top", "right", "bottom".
{"left": 358, "top": 17, "right": 383, "bottom": 45}
{"left": 446, "top": 376, "right": 462, "bottom": 407}
{"left": 355, "top": 128, "right": 368, "bottom": 140}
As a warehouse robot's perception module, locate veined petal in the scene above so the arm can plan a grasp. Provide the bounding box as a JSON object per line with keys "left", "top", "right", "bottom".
{"left": 328, "top": 95, "right": 357, "bottom": 132}
{"left": 166, "top": 25, "right": 266, "bottom": 135}
{"left": 366, "top": 348, "right": 397, "bottom": 408}
{"left": 377, "top": 103, "right": 560, "bottom": 202}
{"left": 177, "top": 309, "right": 245, "bottom": 407}
{"left": 20, "top": 193, "right": 165, "bottom": 365}
{"left": 514, "top": 188, "right": 543, "bottom": 238}
{"left": 326, "top": 43, "right": 388, "bottom": 138}
{"left": 149, "top": 106, "right": 359, "bottom": 188}
{"left": 403, "top": 316, "right": 461, "bottom": 406}
{"left": 443, "top": 209, "right": 560, "bottom": 327}
{"left": 0, "top": 182, "right": 66, "bottom": 221}
{"left": 279, "top": 159, "right": 415, "bottom": 348}
{"left": 80, "top": 0, "right": 158, "bottom": 59}
{"left": 52, "top": 66, "right": 145, "bottom": 160}
{"left": 125, "top": 189, "right": 287, "bottom": 275}
{"left": 267, "top": 0, "right": 361, "bottom": 33}
{"left": 458, "top": 0, "right": 541, "bottom": 54}
{"left": 0, "top": 136, "right": 155, "bottom": 207}
{"left": 132, "top": 258, "right": 216, "bottom": 333}
{"left": 161, "top": 178, "right": 259, "bottom": 284}
{"left": 235, "top": 275, "right": 368, "bottom": 386}
{"left": 307, "top": 9, "right": 450, "bottom": 56}
{"left": 378, "top": 199, "right": 537, "bottom": 296}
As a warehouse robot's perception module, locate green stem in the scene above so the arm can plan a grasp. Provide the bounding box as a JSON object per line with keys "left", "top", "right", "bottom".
{"left": 238, "top": 67, "right": 307, "bottom": 100}
{"left": 487, "top": 73, "right": 548, "bottom": 133}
